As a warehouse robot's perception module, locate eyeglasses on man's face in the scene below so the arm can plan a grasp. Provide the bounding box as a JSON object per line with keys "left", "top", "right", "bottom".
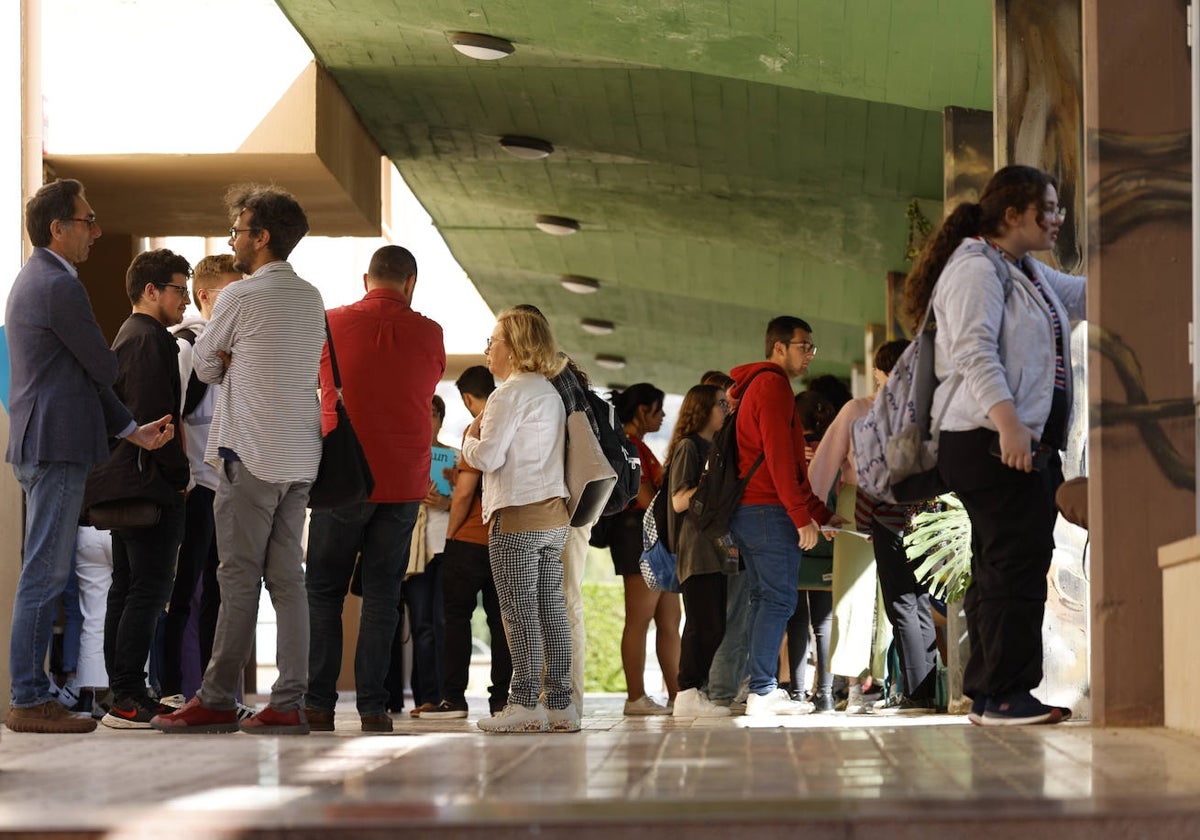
{"left": 155, "top": 282, "right": 190, "bottom": 298}
{"left": 785, "top": 340, "right": 817, "bottom": 356}
{"left": 62, "top": 215, "right": 99, "bottom": 229}
{"left": 229, "top": 226, "right": 259, "bottom": 240}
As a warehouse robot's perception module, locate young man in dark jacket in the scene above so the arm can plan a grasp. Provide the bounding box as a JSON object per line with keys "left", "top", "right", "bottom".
{"left": 83, "top": 249, "right": 192, "bottom": 728}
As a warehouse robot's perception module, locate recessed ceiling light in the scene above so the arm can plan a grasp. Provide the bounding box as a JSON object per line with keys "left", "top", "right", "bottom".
{"left": 447, "top": 32, "right": 515, "bottom": 60}
{"left": 499, "top": 135, "right": 554, "bottom": 160}
{"left": 535, "top": 214, "right": 580, "bottom": 235}
{"left": 595, "top": 354, "right": 627, "bottom": 370}
{"left": 580, "top": 318, "right": 615, "bottom": 335}
{"left": 560, "top": 275, "right": 600, "bottom": 294}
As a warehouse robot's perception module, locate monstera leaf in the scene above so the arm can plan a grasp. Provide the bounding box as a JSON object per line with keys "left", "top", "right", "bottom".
{"left": 904, "top": 493, "right": 972, "bottom": 603}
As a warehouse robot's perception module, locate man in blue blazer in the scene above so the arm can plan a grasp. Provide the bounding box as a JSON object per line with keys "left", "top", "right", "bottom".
{"left": 5, "top": 179, "right": 174, "bottom": 733}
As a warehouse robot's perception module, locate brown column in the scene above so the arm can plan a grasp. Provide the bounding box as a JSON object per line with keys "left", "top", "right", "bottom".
{"left": 1083, "top": 0, "right": 1192, "bottom": 726}
{"left": 76, "top": 234, "right": 138, "bottom": 343}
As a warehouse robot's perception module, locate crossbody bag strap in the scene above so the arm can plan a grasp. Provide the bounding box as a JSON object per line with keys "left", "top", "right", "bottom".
{"left": 324, "top": 315, "right": 345, "bottom": 407}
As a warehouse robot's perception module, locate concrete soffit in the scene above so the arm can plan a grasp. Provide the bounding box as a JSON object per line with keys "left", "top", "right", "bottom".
{"left": 43, "top": 62, "right": 386, "bottom": 238}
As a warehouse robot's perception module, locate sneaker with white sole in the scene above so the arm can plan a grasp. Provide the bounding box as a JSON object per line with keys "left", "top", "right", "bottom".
{"left": 843, "top": 683, "right": 871, "bottom": 714}
{"left": 744, "top": 688, "right": 814, "bottom": 716}
{"left": 623, "top": 694, "right": 671, "bottom": 716}
{"left": 102, "top": 697, "right": 163, "bottom": 730}
{"left": 477, "top": 703, "right": 549, "bottom": 733}
{"left": 672, "top": 688, "right": 731, "bottom": 718}
{"left": 421, "top": 699, "right": 469, "bottom": 720}
{"left": 546, "top": 704, "right": 581, "bottom": 732}
{"left": 980, "top": 691, "right": 1065, "bottom": 726}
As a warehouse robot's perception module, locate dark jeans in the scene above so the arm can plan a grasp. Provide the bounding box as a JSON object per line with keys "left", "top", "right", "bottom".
{"left": 104, "top": 496, "right": 185, "bottom": 702}
{"left": 938, "top": 428, "right": 1061, "bottom": 699}
{"left": 787, "top": 589, "right": 833, "bottom": 694}
{"left": 871, "top": 518, "right": 938, "bottom": 700}
{"left": 441, "top": 539, "right": 510, "bottom": 711}
{"left": 160, "top": 485, "right": 217, "bottom": 696}
{"left": 678, "top": 572, "right": 727, "bottom": 691}
{"left": 403, "top": 553, "right": 445, "bottom": 706}
{"left": 305, "top": 500, "right": 418, "bottom": 716}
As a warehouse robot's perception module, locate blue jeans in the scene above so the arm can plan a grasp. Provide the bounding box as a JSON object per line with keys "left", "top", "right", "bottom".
{"left": 9, "top": 461, "right": 89, "bottom": 707}
{"left": 706, "top": 569, "right": 750, "bottom": 702}
{"left": 305, "top": 500, "right": 419, "bottom": 716}
{"left": 730, "top": 505, "right": 802, "bottom": 695}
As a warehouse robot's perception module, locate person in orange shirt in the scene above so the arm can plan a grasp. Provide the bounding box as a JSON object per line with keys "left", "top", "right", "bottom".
{"left": 421, "top": 366, "right": 512, "bottom": 719}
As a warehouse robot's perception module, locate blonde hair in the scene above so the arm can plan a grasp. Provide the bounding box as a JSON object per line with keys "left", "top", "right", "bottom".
{"left": 192, "top": 254, "right": 238, "bottom": 298}
{"left": 496, "top": 307, "right": 566, "bottom": 378}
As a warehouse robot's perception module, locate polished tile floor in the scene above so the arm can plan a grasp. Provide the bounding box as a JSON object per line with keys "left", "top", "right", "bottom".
{"left": 3, "top": 695, "right": 1200, "bottom": 839}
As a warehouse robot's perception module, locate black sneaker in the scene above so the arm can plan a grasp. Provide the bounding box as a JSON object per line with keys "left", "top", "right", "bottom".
{"left": 420, "top": 699, "right": 469, "bottom": 720}
{"left": 101, "top": 697, "right": 160, "bottom": 729}
{"left": 980, "top": 691, "right": 1064, "bottom": 726}
{"left": 811, "top": 690, "right": 836, "bottom": 713}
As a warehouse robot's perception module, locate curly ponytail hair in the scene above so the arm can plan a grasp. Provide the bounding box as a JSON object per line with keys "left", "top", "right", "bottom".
{"left": 902, "top": 165, "right": 1056, "bottom": 332}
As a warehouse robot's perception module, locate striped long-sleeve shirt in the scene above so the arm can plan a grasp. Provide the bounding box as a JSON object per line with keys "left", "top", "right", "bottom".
{"left": 194, "top": 260, "right": 326, "bottom": 484}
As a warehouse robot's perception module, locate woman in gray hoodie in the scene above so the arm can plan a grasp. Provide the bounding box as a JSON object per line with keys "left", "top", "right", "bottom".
{"left": 903, "top": 165, "right": 1085, "bottom": 727}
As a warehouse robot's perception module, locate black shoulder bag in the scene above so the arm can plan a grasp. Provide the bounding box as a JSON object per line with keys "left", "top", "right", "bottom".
{"left": 307, "top": 316, "right": 375, "bottom": 509}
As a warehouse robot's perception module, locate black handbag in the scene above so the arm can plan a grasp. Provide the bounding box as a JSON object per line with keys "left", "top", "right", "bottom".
{"left": 307, "top": 316, "right": 375, "bottom": 509}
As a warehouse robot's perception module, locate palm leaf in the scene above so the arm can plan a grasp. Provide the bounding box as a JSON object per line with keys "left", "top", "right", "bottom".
{"left": 904, "top": 494, "right": 972, "bottom": 602}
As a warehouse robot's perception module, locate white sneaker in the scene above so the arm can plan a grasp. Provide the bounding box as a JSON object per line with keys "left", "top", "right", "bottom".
{"left": 158, "top": 694, "right": 186, "bottom": 710}
{"left": 672, "top": 688, "right": 732, "bottom": 718}
{"left": 477, "top": 703, "right": 549, "bottom": 733}
{"left": 546, "top": 704, "right": 581, "bottom": 732}
{"left": 623, "top": 695, "right": 671, "bottom": 716}
{"left": 745, "top": 688, "right": 814, "bottom": 716}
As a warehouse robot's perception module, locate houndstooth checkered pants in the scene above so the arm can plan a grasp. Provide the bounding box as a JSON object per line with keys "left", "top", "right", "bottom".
{"left": 488, "top": 515, "right": 572, "bottom": 710}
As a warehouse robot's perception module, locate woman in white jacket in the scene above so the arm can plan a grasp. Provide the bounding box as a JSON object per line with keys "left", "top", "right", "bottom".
{"left": 461, "top": 307, "right": 575, "bottom": 733}
{"left": 903, "top": 165, "right": 1085, "bottom": 727}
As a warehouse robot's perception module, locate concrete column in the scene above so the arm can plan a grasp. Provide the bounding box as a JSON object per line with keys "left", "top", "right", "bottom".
{"left": 1083, "top": 0, "right": 1193, "bottom": 725}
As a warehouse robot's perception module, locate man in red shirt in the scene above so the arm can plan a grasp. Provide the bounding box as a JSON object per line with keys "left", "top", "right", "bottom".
{"left": 303, "top": 245, "right": 446, "bottom": 733}
{"left": 728, "top": 316, "right": 845, "bottom": 716}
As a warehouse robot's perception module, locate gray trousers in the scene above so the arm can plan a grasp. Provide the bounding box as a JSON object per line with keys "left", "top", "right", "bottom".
{"left": 198, "top": 459, "right": 311, "bottom": 711}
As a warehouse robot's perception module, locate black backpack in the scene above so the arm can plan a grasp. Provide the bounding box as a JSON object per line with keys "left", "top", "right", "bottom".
{"left": 175, "top": 327, "right": 209, "bottom": 419}
{"left": 688, "top": 367, "right": 788, "bottom": 541}
{"left": 585, "top": 389, "right": 642, "bottom": 516}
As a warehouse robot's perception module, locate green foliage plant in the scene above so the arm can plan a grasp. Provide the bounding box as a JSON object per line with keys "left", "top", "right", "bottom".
{"left": 904, "top": 493, "right": 973, "bottom": 602}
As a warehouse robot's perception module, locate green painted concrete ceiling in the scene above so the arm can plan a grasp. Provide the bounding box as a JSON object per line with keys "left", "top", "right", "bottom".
{"left": 276, "top": 0, "right": 993, "bottom": 392}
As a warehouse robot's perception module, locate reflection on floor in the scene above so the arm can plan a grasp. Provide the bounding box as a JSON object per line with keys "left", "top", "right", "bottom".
{"left": 2, "top": 695, "right": 1200, "bottom": 839}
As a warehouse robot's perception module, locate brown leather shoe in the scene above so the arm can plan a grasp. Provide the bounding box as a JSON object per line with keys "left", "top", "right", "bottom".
{"left": 409, "top": 702, "right": 437, "bottom": 718}
{"left": 6, "top": 700, "right": 97, "bottom": 733}
{"left": 360, "top": 712, "right": 394, "bottom": 733}
{"left": 305, "top": 707, "right": 334, "bottom": 732}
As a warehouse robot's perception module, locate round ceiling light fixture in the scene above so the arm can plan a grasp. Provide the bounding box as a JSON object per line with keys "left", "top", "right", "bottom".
{"left": 499, "top": 135, "right": 554, "bottom": 160}
{"left": 595, "top": 354, "right": 627, "bottom": 370}
{"left": 447, "top": 32, "right": 515, "bottom": 60}
{"left": 535, "top": 214, "right": 580, "bottom": 235}
{"left": 559, "top": 275, "right": 600, "bottom": 294}
{"left": 580, "top": 318, "right": 615, "bottom": 335}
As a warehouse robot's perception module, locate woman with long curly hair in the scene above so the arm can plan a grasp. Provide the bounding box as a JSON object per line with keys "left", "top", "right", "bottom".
{"left": 663, "top": 384, "right": 732, "bottom": 718}
{"left": 904, "top": 164, "right": 1085, "bottom": 726}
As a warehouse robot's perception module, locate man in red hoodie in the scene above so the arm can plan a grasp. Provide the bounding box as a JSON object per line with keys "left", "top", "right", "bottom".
{"left": 728, "top": 316, "right": 845, "bottom": 716}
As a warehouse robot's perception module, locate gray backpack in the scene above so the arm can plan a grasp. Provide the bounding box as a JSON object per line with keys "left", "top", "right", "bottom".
{"left": 851, "top": 241, "right": 1011, "bottom": 504}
